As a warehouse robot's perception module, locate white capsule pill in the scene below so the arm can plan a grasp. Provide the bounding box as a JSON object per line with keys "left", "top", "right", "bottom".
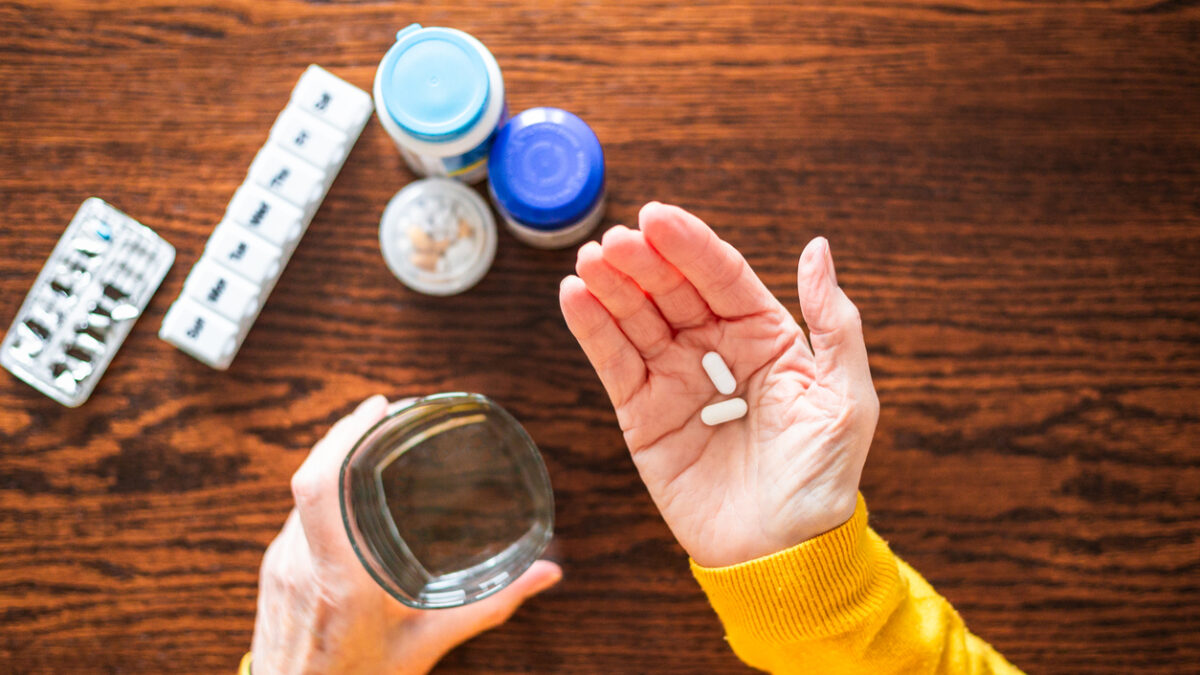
{"left": 701, "top": 397, "right": 748, "bottom": 426}
{"left": 701, "top": 351, "right": 736, "bottom": 395}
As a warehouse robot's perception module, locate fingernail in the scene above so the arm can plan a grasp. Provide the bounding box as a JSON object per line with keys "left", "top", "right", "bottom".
{"left": 528, "top": 563, "right": 563, "bottom": 596}
{"left": 532, "top": 571, "right": 563, "bottom": 595}
{"left": 800, "top": 239, "right": 825, "bottom": 290}
{"left": 822, "top": 239, "right": 838, "bottom": 287}
{"left": 387, "top": 397, "right": 418, "bottom": 414}
{"left": 600, "top": 225, "right": 625, "bottom": 246}
{"left": 638, "top": 201, "right": 668, "bottom": 231}
{"left": 356, "top": 394, "right": 386, "bottom": 416}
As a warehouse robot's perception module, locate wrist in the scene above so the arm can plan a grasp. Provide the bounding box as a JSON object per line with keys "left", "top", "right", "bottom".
{"left": 687, "top": 489, "right": 860, "bottom": 568}
{"left": 690, "top": 493, "right": 902, "bottom": 643}
{"left": 786, "top": 489, "right": 861, "bottom": 549}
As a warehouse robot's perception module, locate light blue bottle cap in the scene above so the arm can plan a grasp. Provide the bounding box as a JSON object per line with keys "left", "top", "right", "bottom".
{"left": 380, "top": 25, "right": 490, "bottom": 141}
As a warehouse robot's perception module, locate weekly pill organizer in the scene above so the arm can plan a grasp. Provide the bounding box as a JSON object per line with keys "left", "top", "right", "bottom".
{"left": 0, "top": 198, "right": 175, "bottom": 407}
{"left": 159, "top": 65, "right": 373, "bottom": 369}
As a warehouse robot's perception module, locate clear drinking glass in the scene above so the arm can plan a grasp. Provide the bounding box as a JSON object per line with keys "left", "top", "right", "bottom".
{"left": 340, "top": 392, "right": 554, "bottom": 609}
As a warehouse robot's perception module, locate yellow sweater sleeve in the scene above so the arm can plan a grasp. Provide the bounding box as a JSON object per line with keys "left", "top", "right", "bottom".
{"left": 690, "top": 494, "right": 1023, "bottom": 674}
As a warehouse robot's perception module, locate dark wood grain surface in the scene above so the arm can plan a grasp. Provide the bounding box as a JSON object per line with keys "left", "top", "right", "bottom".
{"left": 2, "top": 1, "right": 1198, "bottom": 673}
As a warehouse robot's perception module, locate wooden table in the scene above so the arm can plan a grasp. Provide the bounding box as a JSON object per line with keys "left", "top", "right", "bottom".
{"left": 2, "top": 2, "right": 1198, "bottom": 673}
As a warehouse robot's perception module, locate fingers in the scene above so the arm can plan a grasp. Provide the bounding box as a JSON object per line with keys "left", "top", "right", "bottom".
{"left": 599, "top": 226, "right": 712, "bottom": 329}
{"left": 638, "top": 202, "right": 781, "bottom": 320}
{"left": 560, "top": 275, "right": 647, "bottom": 407}
{"left": 797, "top": 237, "right": 871, "bottom": 387}
{"left": 438, "top": 560, "right": 562, "bottom": 637}
{"left": 575, "top": 241, "right": 672, "bottom": 358}
{"left": 387, "top": 397, "right": 419, "bottom": 415}
{"left": 291, "top": 394, "right": 388, "bottom": 564}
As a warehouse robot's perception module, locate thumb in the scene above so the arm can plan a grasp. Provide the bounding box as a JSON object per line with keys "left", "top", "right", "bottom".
{"left": 438, "top": 560, "right": 563, "bottom": 637}
{"left": 797, "top": 237, "right": 871, "bottom": 387}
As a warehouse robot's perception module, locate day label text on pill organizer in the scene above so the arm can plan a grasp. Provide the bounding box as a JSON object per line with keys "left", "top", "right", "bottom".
{"left": 159, "top": 65, "right": 373, "bottom": 369}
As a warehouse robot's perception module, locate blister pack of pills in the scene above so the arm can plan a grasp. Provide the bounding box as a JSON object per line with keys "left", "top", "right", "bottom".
{"left": 1, "top": 198, "right": 175, "bottom": 407}
{"left": 159, "top": 65, "right": 373, "bottom": 369}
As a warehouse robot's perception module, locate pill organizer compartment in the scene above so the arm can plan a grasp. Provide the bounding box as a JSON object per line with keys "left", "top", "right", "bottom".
{"left": 247, "top": 144, "right": 329, "bottom": 208}
{"left": 160, "top": 65, "right": 373, "bottom": 369}
{"left": 182, "top": 258, "right": 262, "bottom": 323}
{"left": 1, "top": 198, "right": 175, "bottom": 407}
{"left": 269, "top": 105, "right": 349, "bottom": 172}
{"left": 205, "top": 220, "right": 283, "bottom": 285}
{"left": 293, "top": 66, "right": 375, "bottom": 133}
{"left": 225, "top": 184, "right": 305, "bottom": 248}
{"left": 157, "top": 298, "right": 241, "bottom": 367}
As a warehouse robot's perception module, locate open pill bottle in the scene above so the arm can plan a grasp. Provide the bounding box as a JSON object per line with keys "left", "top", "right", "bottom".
{"left": 374, "top": 24, "right": 507, "bottom": 184}
{"left": 378, "top": 178, "right": 497, "bottom": 296}
{"left": 340, "top": 393, "right": 554, "bottom": 609}
{"left": 487, "top": 107, "right": 606, "bottom": 249}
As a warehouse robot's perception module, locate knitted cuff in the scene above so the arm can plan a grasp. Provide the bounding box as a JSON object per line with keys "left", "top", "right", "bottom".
{"left": 690, "top": 493, "right": 900, "bottom": 644}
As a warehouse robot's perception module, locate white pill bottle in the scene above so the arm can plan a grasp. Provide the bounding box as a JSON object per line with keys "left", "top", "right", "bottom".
{"left": 373, "top": 24, "right": 507, "bottom": 185}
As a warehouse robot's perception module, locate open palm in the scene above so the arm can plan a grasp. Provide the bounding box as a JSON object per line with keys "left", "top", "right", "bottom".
{"left": 560, "top": 203, "right": 879, "bottom": 567}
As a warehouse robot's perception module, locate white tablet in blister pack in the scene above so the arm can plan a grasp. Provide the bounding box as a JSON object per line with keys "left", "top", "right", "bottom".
{"left": 1, "top": 198, "right": 174, "bottom": 406}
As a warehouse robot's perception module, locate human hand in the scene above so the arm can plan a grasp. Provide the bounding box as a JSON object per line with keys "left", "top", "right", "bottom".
{"left": 559, "top": 203, "right": 879, "bottom": 568}
{"left": 250, "top": 395, "right": 562, "bottom": 675}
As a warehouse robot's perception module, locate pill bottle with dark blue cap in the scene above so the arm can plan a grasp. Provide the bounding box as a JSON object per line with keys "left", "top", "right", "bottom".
{"left": 487, "top": 107, "right": 606, "bottom": 249}
{"left": 373, "top": 24, "right": 507, "bottom": 185}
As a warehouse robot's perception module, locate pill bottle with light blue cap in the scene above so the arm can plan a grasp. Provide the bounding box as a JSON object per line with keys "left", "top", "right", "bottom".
{"left": 374, "top": 24, "right": 507, "bottom": 185}
{"left": 486, "top": 107, "right": 606, "bottom": 249}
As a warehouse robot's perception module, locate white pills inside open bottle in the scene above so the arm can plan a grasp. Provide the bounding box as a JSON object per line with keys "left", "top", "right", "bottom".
{"left": 378, "top": 178, "right": 498, "bottom": 296}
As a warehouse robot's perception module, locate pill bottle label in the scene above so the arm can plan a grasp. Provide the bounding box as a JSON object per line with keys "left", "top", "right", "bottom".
{"left": 396, "top": 108, "right": 507, "bottom": 184}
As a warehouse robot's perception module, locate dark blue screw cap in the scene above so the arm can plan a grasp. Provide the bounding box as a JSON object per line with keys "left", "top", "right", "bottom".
{"left": 487, "top": 108, "right": 605, "bottom": 229}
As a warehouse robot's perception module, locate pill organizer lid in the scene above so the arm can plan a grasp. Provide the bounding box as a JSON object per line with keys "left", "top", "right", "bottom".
{"left": 380, "top": 24, "right": 490, "bottom": 141}
{"left": 379, "top": 178, "right": 497, "bottom": 296}
{"left": 487, "top": 107, "right": 605, "bottom": 230}
{"left": 340, "top": 393, "right": 554, "bottom": 609}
